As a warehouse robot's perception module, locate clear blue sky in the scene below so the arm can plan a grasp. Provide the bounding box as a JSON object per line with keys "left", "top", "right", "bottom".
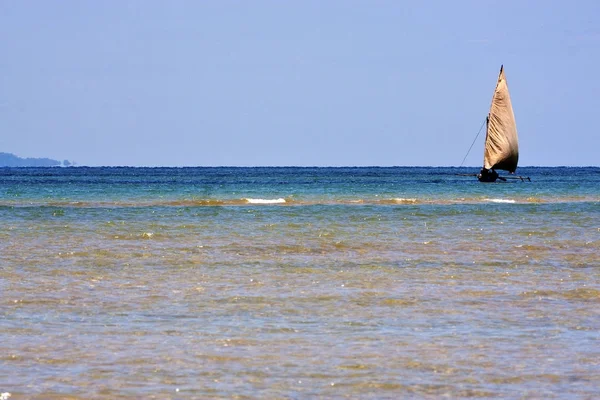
{"left": 1, "top": 1, "right": 598, "bottom": 167}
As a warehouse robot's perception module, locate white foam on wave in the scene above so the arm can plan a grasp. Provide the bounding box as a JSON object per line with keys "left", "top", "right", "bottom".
{"left": 484, "top": 198, "right": 516, "bottom": 204}
{"left": 393, "top": 198, "right": 418, "bottom": 204}
{"left": 245, "top": 198, "right": 286, "bottom": 204}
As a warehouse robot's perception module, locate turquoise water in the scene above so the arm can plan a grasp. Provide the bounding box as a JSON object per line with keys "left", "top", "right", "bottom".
{"left": 1, "top": 167, "right": 599, "bottom": 399}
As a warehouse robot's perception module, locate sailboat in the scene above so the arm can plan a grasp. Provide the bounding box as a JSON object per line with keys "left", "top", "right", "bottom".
{"left": 477, "top": 65, "right": 526, "bottom": 182}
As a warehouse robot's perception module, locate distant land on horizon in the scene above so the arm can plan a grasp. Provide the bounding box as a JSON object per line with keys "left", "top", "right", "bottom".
{"left": 0, "top": 152, "right": 595, "bottom": 168}
{"left": 0, "top": 152, "right": 72, "bottom": 167}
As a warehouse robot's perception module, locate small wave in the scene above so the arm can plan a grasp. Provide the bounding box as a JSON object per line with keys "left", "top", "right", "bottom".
{"left": 164, "top": 199, "right": 226, "bottom": 206}
{"left": 377, "top": 198, "right": 419, "bottom": 205}
{"left": 525, "top": 197, "right": 545, "bottom": 203}
{"left": 245, "top": 198, "right": 286, "bottom": 204}
{"left": 484, "top": 198, "right": 516, "bottom": 204}
{"left": 393, "top": 198, "right": 418, "bottom": 204}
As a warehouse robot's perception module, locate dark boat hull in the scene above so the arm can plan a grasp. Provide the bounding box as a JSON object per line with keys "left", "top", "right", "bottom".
{"left": 477, "top": 168, "right": 498, "bottom": 182}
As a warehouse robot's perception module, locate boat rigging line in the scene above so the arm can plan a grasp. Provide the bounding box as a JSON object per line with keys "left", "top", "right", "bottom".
{"left": 460, "top": 117, "right": 487, "bottom": 167}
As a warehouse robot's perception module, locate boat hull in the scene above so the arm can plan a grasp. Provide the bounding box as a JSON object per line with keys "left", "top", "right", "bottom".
{"left": 477, "top": 168, "right": 498, "bottom": 183}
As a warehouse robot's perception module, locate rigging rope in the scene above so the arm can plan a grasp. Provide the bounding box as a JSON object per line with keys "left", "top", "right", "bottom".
{"left": 459, "top": 117, "right": 486, "bottom": 167}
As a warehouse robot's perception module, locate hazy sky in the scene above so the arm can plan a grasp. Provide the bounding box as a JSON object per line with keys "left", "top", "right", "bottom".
{"left": 1, "top": 1, "right": 598, "bottom": 167}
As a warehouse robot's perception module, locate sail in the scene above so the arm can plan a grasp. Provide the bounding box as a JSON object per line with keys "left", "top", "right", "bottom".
{"left": 483, "top": 66, "right": 519, "bottom": 172}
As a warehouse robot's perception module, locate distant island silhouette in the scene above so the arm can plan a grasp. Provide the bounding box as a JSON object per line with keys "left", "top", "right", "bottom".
{"left": 0, "top": 152, "right": 72, "bottom": 167}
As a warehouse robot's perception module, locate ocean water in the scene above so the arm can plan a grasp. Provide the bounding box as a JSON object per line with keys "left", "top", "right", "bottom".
{"left": 1, "top": 166, "right": 599, "bottom": 399}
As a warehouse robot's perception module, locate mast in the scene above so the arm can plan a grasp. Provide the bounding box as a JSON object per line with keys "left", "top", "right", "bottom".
{"left": 483, "top": 65, "right": 519, "bottom": 172}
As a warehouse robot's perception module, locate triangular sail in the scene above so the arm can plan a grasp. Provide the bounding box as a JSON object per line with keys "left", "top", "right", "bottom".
{"left": 483, "top": 66, "right": 519, "bottom": 172}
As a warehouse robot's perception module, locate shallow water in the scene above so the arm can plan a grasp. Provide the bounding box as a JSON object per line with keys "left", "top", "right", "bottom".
{"left": 1, "top": 167, "right": 599, "bottom": 398}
